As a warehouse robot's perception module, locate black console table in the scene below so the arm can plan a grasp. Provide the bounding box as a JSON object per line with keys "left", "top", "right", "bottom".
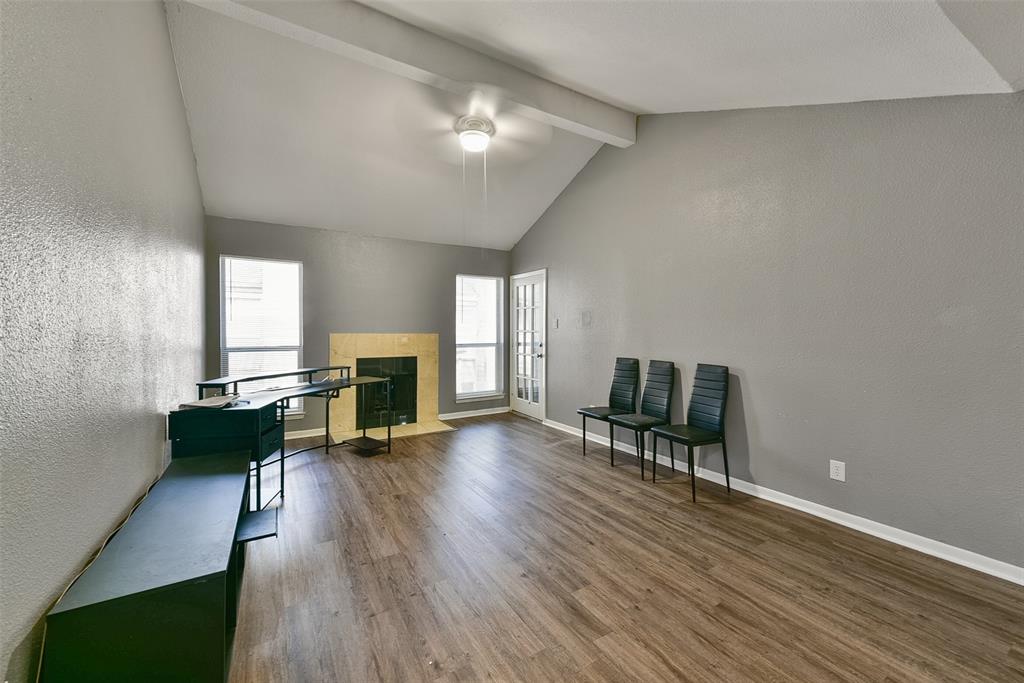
{"left": 42, "top": 451, "right": 271, "bottom": 682}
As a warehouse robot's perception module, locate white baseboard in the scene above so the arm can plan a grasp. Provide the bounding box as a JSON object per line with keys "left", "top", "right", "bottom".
{"left": 439, "top": 406, "right": 511, "bottom": 420}
{"left": 285, "top": 427, "right": 326, "bottom": 440}
{"left": 543, "top": 418, "right": 639, "bottom": 456}
{"left": 543, "top": 418, "right": 1024, "bottom": 586}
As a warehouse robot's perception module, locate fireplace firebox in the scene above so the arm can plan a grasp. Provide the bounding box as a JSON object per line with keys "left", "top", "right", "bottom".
{"left": 356, "top": 357, "right": 417, "bottom": 429}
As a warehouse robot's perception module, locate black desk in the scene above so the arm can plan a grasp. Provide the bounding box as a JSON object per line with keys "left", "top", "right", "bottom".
{"left": 235, "top": 376, "right": 395, "bottom": 456}
{"left": 42, "top": 452, "right": 266, "bottom": 682}
{"left": 170, "top": 377, "right": 392, "bottom": 510}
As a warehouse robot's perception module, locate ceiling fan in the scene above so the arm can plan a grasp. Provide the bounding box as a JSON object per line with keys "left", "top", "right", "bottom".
{"left": 394, "top": 81, "right": 555, "bottom": 166}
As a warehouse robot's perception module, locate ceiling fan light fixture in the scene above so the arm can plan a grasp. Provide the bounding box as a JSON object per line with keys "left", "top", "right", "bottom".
{"left": 458, "top": 129, "right": 490, "bottom": 152}
{"left": 455, "top": 115, "right": 495, "bottom": 153}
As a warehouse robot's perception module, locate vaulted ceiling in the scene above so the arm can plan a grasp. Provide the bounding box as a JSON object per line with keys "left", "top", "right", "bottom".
{"left": 366, "top": 1, "right": 1024, "bottom": 114}
{"left": 166, "top": 1, "right": 1023, "bottom": 250}
{"left": 165, "top": 1, "right": 607, "bottom": 250}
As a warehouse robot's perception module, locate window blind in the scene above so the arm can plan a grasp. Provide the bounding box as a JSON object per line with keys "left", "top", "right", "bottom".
{"left": 220, "top": 256, "right": 303, "bottom": 405}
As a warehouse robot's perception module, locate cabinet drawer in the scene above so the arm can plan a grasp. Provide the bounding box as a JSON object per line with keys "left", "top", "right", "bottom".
{"left": 169, "top": 408, "right": 259, "bottom": 439}
{"left": 172, "top": 429, "right": 281, "bottom": 462}
{"left": 258, "top": 404, "right": 278, "bottom": 433}
{"left": 259, "top": 425, "right": 284, "bottom": 460}
{"left": 172, "top": 435, "right": 257, "bottom": 459}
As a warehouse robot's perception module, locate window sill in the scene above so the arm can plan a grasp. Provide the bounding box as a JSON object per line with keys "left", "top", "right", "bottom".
{"left": 456, "top": 393, "right": 506, "bottom": 404}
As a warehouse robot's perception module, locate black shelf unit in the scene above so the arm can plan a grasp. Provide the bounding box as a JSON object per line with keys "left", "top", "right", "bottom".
{"left": 41, "top": 452, "right": 275, "bottom": 682}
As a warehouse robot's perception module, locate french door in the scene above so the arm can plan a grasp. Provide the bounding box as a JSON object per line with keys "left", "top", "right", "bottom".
{"left": 510, "top": 269, "right": 546, "bottom": 420}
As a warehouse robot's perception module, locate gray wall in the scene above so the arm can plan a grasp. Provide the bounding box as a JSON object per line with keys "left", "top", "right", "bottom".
{"left": 512, "top": 92, "right": 1023, "bottom": 566}
{"left": 0, "top": 2, "right": 205, "bottom": 681}
{"left": 205, "top": 216, "right": 511, "bottom": 432}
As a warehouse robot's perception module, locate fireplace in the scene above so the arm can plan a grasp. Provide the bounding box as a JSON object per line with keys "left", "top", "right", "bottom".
{"left": 329, "top": 333, "right": 450, "bottom": 441}
{"left": 356, "top": 356, "right": 417, "bottom": 428}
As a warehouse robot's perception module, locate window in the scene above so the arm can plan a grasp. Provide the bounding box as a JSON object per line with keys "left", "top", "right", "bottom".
{"left": 455, "top": 274, "right": 503, "bottom": 399}
{"left": 220, "top": 256, "right": 303, "bottom": 410}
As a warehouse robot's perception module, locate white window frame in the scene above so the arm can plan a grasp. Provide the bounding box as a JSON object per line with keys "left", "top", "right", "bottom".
{"left": 219, "top": 254, "right": 304, "bottom": 415}
{"left": 455, "top": 274, "right": 505, "bottom": 403}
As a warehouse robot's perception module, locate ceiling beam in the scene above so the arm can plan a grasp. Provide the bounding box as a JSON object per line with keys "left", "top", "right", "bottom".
{"left": 179, "top": 0, "right": 637, "bottom": 147}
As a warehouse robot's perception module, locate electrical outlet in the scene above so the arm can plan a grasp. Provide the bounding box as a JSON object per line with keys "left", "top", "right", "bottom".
{"left": 829, "top": 459, "right": 846, "bottom": 482}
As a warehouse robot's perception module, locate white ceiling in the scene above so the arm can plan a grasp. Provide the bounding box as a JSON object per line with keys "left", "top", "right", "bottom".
{"left": 166, "top": 0, "right": 1022, "bottom": 250}
{"left": 365, "top": 0, "right": 1022, "bottom": 114}
{"left": 165, "top": 1, "right": 601, "bottom": 250}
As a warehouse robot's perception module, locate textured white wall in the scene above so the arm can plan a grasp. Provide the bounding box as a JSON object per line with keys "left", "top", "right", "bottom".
{"left": 512, "top": 92, "right": 1024, "bottom": 566}
{"left": 0, "top": 2, "right": 204, "bottom": 680}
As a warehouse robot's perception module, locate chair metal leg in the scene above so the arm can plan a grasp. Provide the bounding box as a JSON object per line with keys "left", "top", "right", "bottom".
{"left": 688, "top": 445, "right": 696, "bottom": 502}
{"left": 633, "top": 431, "right": 638, "bottom": 473}
{"left": 670, "top": 440, "right": 675, "bottom": 472}
{"left": 609, "top": 423, "right": 615, "bottom": 467}
{"left": 721, "top": 438, "right": 731, "bottom": 494}
{"left": 637, "top": 431, "right": 644, "bottom": 480}
{"left": 652, "top": 435, "right": 658, "bottom": 483}
{"left": 582, "top": 416, "right": 587, "bottom": 456}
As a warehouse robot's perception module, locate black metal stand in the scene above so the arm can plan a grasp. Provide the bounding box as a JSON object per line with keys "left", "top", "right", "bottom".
{"left": 341, "top": 378, "right": 392, "bottom": 454}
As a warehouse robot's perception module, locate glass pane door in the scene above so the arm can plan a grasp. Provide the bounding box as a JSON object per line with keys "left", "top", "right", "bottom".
{"left": 510, "top": 271, "right": 545, "bottom": 420}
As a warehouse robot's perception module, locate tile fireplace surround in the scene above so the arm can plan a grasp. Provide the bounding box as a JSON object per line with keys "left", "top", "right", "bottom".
{"left": 328, "top": 333, "right": 452, "bottom": 442}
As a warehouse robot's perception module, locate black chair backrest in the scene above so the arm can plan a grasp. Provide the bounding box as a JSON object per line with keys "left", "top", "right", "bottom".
{"left": 687, "top": 364, "right": 729, "bottom": 434}
{"left": 639, "top": 360, "right": 674, "bottom": 421}
{"left": 608, "top": 357, "right": 640, "bottom": 413}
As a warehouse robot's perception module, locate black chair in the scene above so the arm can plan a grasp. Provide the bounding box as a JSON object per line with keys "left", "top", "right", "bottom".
{"left": 650, "top": 363, "right": 730, "bottom": 501}
{"left": 577, "top": 357, "right": 639, "bottom": 461}
{"left": 607, "top": 360, "right": 674, "bottom": 479}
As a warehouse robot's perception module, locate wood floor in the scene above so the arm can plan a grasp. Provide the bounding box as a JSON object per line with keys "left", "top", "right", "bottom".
{"left": 231, "top": 414, "right": 1024, "bottom": 682}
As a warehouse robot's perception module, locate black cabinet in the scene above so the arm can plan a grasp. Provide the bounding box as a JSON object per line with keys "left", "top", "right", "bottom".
{"left": 41, "top": 452, "right": 271, "bottom": 682}
{"left": 168, "top": 398, "right": 280, "bottom": 458}
{"left": 168, "top": 394, "right": 285, "bottom": 509}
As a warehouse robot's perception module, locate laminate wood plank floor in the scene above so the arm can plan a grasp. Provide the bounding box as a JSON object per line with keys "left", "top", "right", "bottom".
{"left": 231, "top": 414, "right": 1024, "bottom": 682}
